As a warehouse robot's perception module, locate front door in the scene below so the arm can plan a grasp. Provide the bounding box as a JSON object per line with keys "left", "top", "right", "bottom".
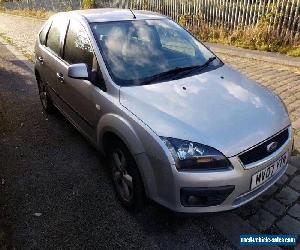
{"left": 56, "top": 19, "right": 101, "bottom": 141}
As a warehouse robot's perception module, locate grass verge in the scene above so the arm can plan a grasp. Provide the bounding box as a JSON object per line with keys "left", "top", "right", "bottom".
{"left": 0, "top": 32, "right": 33, "bottom": 61}
{"left": 287, "top": 47, "right": 300, "bottom": 57}
{"left": 188, "top": 22, "right": 300, "bottom": 57}
{"left": 180, "top": 14, "right": 300, "bottom": 57}
{"left": 0, "top": 6, "right": 52, "bottom": 20}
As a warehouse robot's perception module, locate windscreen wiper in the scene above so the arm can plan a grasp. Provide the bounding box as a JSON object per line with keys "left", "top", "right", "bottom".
{"left": 140, "top": 65, "right": 203, "bottom": 85}
{"left": 174, "top": 56, "right": 217, "bottom": 80}
{"left": 140, "top": 56, "right": 217, "bottom": 85}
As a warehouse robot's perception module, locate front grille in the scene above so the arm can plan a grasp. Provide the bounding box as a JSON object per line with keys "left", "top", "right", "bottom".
{"left": 239, "top": 128, "right": 289, "bottom": 165}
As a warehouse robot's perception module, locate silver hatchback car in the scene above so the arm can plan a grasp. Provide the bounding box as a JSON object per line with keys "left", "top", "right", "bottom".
{"left": 35, "top": 8, "right": 293, "bottom": 213}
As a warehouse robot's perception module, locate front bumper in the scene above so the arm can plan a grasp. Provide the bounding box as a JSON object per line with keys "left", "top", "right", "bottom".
{"left": 137, "top": 126, "right": 293, "bottom": 213}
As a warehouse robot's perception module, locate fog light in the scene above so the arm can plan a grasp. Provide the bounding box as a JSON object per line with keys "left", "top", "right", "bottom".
{"left": 180, "top": 186, "right": 235, "bottom": 207}
{"left": 187, "top": 195, "right": 198, "bottom": 205}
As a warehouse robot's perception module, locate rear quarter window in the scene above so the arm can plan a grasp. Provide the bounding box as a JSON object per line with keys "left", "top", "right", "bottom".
{"left": 39, "top": 21, "right": 51, "bottom": 45}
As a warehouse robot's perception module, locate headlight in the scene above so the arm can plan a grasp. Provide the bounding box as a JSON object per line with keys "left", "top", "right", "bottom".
{"left": 160, "top": 137, "right": 232, "bottom": 171}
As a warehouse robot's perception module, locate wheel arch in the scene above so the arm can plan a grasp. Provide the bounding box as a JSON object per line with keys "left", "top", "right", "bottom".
{"left": 97, "top": 113, "right": 145, "bottom": 156}
{"left": 98, "top": 114, "right": 155, "bottom": 198}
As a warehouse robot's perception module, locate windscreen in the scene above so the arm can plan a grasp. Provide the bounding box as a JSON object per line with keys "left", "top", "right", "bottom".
{"left": 91, "top": 18, "right": 220, "bottom": 86}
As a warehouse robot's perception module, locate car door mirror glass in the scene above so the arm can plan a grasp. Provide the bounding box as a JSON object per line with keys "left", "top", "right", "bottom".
{"left": 68, "top": 63, "right": 90, "bottom": 80}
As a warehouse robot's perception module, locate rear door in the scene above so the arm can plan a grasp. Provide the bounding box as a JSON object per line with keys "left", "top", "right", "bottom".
{"left": 41, "top": 16, "right": 69, "bottom": 108}
{"left": 35, "top": 20, "right": 52, "bottom": 81}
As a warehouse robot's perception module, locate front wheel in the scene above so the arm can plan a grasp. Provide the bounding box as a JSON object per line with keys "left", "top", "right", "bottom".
{"left": 107, "top": 139, "right": 146, "bottom": 212}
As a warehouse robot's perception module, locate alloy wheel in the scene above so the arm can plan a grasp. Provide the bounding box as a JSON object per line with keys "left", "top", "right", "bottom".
{"left": 38, "top": 79, "right": 48, "bottom": 109}
{"left": 111, "top": 149, "right": 134, "bottom": 202}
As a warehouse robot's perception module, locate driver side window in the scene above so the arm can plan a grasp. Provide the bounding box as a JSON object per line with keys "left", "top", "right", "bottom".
{"left": 64, "top": 20, "right": 105, "bottom": 90}
{"left": 64, "top": 20, "right": 94, "bottom": 69}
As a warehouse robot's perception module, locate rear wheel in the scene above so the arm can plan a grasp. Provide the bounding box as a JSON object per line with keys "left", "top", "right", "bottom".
{"left": 106, "top": 139, "right": 146, "bottom": 212}
{"left": 36, "top": 75, "right": 56, "bottom": 114}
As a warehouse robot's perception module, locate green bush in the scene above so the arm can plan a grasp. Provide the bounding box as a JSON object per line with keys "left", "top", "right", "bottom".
{"left": 82, "top": 0, "right": 96, "bottom": 9}
{"left": 287, "top": 47, "right": 300, "bottom": 57}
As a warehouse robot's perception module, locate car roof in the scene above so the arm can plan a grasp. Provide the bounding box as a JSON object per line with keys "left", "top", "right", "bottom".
{"left": 62, "top": 8, "right": 166, "bottom": 23}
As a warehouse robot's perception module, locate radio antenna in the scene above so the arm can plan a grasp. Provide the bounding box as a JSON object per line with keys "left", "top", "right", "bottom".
{"left": 129, "top": 9, "right": 137, "bottom": 19}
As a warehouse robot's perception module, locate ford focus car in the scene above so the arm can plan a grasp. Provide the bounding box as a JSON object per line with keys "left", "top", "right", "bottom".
{"left": 34, "top": 9, "right": 293, "bottom": 213}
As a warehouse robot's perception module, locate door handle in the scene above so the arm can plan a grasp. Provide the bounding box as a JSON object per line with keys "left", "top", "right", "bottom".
{"left": 56, "top": 72, "right": 64, "bottom": 83}
{"left": 37, "top": 56, "right": 44, "bottom": 64}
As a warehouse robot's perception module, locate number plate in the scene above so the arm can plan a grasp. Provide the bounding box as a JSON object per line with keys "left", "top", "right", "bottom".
{"left": 251, "top": 152, "right": 288, "bottom": 190}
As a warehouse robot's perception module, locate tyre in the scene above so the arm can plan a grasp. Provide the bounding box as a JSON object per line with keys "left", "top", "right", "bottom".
{"left": 36, "top": 75, "right": 56, "bottom": 114}
{"left": 106, "top": 138, "right": 146, "bottom": 212}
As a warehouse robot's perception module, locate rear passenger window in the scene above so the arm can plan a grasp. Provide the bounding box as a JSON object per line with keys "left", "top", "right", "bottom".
{"left": 39, "top": 21, "right": 51, "bottom": 45}
{"left": 46, "top": 17, "right": 68, "bottom": 55}
{"left": 64, "top": 20, "right": 94, "bottom": 69}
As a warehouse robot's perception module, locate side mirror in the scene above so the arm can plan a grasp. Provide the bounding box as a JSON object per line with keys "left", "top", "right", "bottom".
{"left": 68, "top": 63, "right": 90, "bottom": 80}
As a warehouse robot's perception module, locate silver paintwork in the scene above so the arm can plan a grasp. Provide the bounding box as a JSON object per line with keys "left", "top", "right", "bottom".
{"left": 69, "top": 8, "right": 166, "bottom": 23}
{"left": 34, "top": 9, "right": 293, "bottom": 213}
{"left": 120, "top": 65, "right": 290, "bottom": 157}
{"left": 68, "top": 63, "right": 90, "bottom": 80}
